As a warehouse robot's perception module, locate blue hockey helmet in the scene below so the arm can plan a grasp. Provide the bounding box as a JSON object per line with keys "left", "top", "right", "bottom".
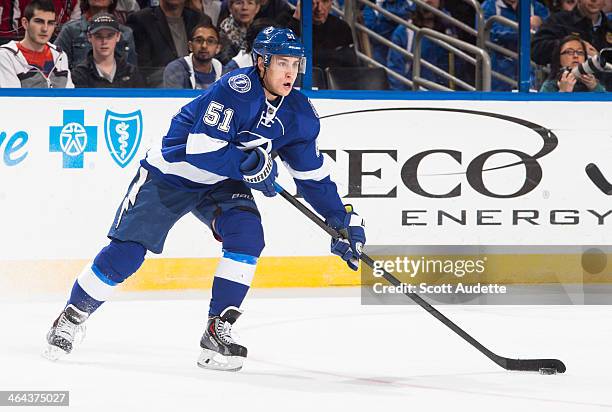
{"left": 252, "top": 27, "right": 306, "bottom": 74}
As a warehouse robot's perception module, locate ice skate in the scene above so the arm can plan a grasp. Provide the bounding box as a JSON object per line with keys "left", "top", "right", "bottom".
{"left": 43, "top": 304, "right": 89, "bottom": 361}
{"left": 197, "top": 306, "right": 247, "bottom": 372}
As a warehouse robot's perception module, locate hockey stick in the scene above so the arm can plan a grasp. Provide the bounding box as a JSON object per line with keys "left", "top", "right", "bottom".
{"left": 273, "top": 182, "right": 566, "bottom": 373}
{"left": 586, "top": 163, "right": 612, "bottom": 195}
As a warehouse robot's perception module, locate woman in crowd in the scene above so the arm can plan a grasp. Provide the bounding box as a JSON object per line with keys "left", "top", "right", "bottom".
{"left": 540, "top": 34, "right": 605, "bottom": 92}
{"left": 216, "top": 0, "right": 260, "bottom": 64}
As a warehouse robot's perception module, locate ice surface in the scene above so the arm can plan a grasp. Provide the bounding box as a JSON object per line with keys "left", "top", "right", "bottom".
{"left": 1, "top": 288, "right": 610, "bottom": 411}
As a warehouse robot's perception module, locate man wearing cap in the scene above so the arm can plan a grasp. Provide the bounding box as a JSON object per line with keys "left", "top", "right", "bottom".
{"left": 0, "top": 0, "right": 73, "bottom": 87}
{"left": 54, "top": 0, "right": 136, "bottom": 70}
{"left": 71, "top": 12, "right": 144, "bottom": 87}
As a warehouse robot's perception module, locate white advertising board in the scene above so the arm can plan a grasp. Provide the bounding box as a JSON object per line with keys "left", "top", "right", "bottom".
{"left": 1, "top": 97, "right": 612, "bottom": 262}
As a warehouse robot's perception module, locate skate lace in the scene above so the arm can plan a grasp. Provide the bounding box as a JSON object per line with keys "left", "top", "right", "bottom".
{"left": 215, "top": 319, "right": 235, "bottom": 346}
{"left": 55, "top": 314, "right": 79, "bottom": 341}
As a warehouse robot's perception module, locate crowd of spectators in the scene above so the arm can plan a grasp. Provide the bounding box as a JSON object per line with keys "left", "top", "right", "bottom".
{"left": 0, "top": 0, "right": 610, "bottom": 91}
{"left": 482, "top": 0, "right": 549, "bottom": 91}
{"left": 386, "top": 0, "right": 460, "bottom": 90}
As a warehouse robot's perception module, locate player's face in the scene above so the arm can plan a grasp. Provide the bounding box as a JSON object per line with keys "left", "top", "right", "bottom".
{"left": 260, "top": 55, "right": 300, "bottom": 98}
{"left": 230, "top": 0, "right": 260, "bottom": 25}
{"left": 189, "top": 27, "right": 220, "bottom": 63}
{"left": 88, "top": 29, "right": 121, "bottom": 58}
{"left": 22, "top": 10, "right": 56, "bottom": 46}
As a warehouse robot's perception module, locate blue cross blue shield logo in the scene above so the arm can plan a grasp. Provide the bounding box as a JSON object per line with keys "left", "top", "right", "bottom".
{"left": 49, "top": 110, "right": 97, "bottom": 168}
{"left": 104, "top": 110, "right": 143, "bottom": 168}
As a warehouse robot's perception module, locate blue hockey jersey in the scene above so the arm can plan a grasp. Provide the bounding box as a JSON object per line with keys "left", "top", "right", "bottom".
{"left": 141, "top": 66, "right": 346, "bottom": 221}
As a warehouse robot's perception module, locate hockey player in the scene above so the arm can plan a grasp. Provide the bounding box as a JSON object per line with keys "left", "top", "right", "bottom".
{"left": 44, "top": 27, "right": 366, "bottom": 371}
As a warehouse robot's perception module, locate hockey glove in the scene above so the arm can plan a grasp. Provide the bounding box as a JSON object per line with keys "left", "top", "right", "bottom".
{"left": 240, "top": 147, "right": 278, "bottom": 197}
{"left": 328, "top": 205, "right": 366, "bottom": 271}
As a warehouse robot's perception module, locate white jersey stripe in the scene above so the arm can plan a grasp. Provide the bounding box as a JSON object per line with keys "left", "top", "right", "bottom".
{"left": 283, "top": 156, "right": 331, "bottom": 181}
{"left": 145, "top": 147, "right": 228, "bottom": 185}
{"left": 186, "top": 132, "right": 229, "bottom": 155}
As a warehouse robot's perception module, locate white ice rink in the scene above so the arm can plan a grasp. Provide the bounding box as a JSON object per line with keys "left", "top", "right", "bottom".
{"left": 1, "top": 288, "right": 610, "bottom": 411}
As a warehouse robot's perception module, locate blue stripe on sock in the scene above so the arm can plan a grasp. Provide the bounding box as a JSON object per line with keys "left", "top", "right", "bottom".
{"left": 91, "top": 264, "right": 118, "bottom": 286}
{"left": 69, "top": 281, "right": 104, "bottom": 314}
{"left": 222, "top": 250, "right": 257, "bottom": 265}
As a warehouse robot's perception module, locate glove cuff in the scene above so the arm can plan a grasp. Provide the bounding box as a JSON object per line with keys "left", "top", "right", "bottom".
{"left": 241, "top": 147, "right": 274, "bottom": 184}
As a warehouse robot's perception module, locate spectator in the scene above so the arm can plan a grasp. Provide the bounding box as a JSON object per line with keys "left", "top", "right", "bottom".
{"left": 540, "top": 34, "right": 605, "bottom": 90}
{"left": 72, "top": 12, "right": 144, "bottom": 87}
{"left": 217, "top": 0, "right": 292, "bottom": 27}
{"left": 54, "top": 0, "right": 136, "bottom": 69}
{"left": 1, "top": 0, "right": 78, "bottom": 44}
{"left": 532, "top": 0, "right": 612, "bottom": 89}
{"left": 127, "top": 0, "right": 210, "bottom": 86}
{"left": 0, "top": 0, "right": 73, "bottom": 87}
{"left": 163, "top": 22, "right": 221, "bottom": 88}
{"left": 284, "top": 0, "right": 358, "bottom": 68}
{"left": 532, "top": 0, "right": 611, "bottom": 62}
{"left": 187, "top": 0, "right": 221, "bottom": 25}
{"left": 217, "top": 0, "right": 260, "bottom": 64}
{"left": 387, "top": 0, "right": 457, "bottom": 90}
{"left": 362, "top": 0, "right": 414, "bottom": 65}
{"left": 222, "top": 17, "right": 275, "bottom": 72}
{"left": 482, "top": 0, "right": 549, "bottom": 91}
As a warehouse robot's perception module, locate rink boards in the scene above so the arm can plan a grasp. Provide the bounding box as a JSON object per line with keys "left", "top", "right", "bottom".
{"left": 2, "top": 95, "right": 612, "bottom": 293}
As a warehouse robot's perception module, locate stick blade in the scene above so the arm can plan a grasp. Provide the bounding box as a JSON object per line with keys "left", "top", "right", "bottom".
{"left": 503, "top": 358, "right": 566, "bottom": 373}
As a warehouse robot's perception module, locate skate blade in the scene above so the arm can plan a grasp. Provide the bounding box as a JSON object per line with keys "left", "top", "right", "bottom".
{"left": 197, "top": 348, "right": 244, "bottom": 372}
{"left": 42, "top": 345, "right": 68, "bottom": 361}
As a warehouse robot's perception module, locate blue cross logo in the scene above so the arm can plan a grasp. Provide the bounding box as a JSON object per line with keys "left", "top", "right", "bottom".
{"left": 49, "top": 110, "right": 97, "bottom": 168}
